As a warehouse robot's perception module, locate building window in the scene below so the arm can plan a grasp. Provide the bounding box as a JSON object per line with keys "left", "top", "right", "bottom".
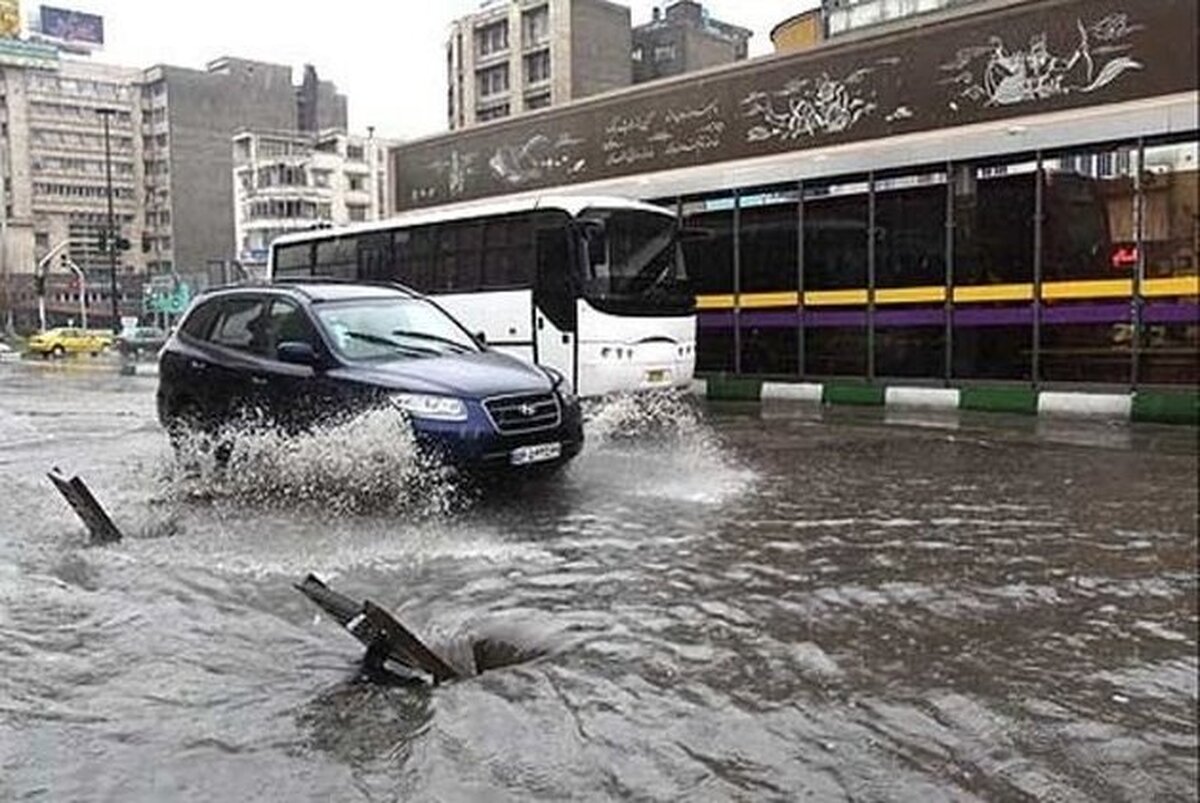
{"left": 522, "top": 6, "right": 549, "bottom": 48}
{"left": 476, "top": 102, "right": 510, "bottom": 122}
{"left": 476, "top": 20, "right": 509, "bottom": 57}
{"left": 654, "top": 44, "right": 677, "bottom": 62}
{"left": 632, "top": 46, "right": 644, "bottom": 63}
{"left": 525, "top": 92, "right": 551, "bottom": 111}
{"left": 477, "top": 63, "right": 510, "bottom": 98}
{"left": 524, "top": 49, "right": 551, "bottom": 85}
{"left": 347, "top": 204, "right": 368, "bottom": 222}
{"left": 346, "top": 144, "right": 365, "bottom": 161}
{"left": 347, "top": 174, "right": 365, "bottom": 192}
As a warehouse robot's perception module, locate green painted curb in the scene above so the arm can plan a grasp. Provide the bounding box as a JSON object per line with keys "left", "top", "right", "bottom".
{"left": 706, "top": 376, "right": 763, "bottom": 402}
{"left": 960, "top": 387, "right": 1039, "bottom": 415}
{"left": 823, "top": 383, "right": 885, "bottom": 407}
{"left": 1132, "top": 392, "right": 1200, "bottom": 426}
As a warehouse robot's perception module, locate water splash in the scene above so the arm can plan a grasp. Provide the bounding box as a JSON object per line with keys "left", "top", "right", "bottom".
{"left": 157, "top": 407, "right": 463, "bottom": 517}
{"left": 581, "top": 391, "right": 755, "bottom": 504}
{"left": 584, "top": 390, "right": 709, "bottom": 445}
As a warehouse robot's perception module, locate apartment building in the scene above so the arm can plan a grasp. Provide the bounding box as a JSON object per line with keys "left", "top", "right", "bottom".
{"left": 821, "top": 0, "right": 988, "bottom": 37}
{"left": 140, "top": 57, "right": 348, "bottom": 287}
{"left": 0, "top": 47, "right": 351, "bottom": 328}
{"left": 2, "top": 56, "right": 145, "bottom": 277}
{"left": 0, "top": 48, "right": 147, "bottom": 327}
{"left": 446, "top": 0, "right": 632, "bottom": 130}
{"left": 232, "top": 128, "right": 391, "bottom": 275}
{"left": 631, "top": 1, "right": 752, "bottom": 84}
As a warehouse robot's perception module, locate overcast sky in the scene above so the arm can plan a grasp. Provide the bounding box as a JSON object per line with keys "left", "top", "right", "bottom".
{"left": 75, "top": 0, "right": 815, "bottom": 141}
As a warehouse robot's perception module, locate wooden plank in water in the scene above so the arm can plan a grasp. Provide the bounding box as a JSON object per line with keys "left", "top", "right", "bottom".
{"left": 47, "top": 469, "right": 123, "bottom": 546}
{"left": 295, "top": 574, "right": 460, "bottom": 684}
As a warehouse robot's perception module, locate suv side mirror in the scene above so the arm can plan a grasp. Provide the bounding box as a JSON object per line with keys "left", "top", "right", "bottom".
{"left": 474, "top": 331, "right": 487, "bottom": 347}
{"left": 277, "top": 341, "right": 318, "bottom": 366}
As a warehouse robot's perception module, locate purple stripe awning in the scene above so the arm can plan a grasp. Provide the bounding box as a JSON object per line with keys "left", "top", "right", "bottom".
{"left": 952, "top": 307, "right": 1034, "bottom": 327}
{"left": 1041, "top": 303, "right": 1130, "bottom": 325}
{"left": 700, "top": 301, "right": 1198, "bottom": 330}
{"left": 1144, "top": 302, "right": 1200, "bottom": 324}
{"left": 875, "top": 308, "right": 945, "bottom": 327}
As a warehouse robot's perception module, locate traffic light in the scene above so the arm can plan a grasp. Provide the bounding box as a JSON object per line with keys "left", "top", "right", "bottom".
{"left": 95, "top": 230, "right": 131, "bottom": 253}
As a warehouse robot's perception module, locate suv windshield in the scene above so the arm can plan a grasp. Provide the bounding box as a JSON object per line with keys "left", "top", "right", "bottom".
{"left": 577, "top": 207, "right": 693, "bottom": 316}
{"left": 314, "top": 298, "right": 479, "bottom": 361}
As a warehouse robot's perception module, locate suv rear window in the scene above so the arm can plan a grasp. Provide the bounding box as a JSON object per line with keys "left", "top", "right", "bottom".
{"left": 180, "top": 300, "right": 220, "bottom": 339}
{"left": 209, "top": 298, "right": 267, "bottom": 351}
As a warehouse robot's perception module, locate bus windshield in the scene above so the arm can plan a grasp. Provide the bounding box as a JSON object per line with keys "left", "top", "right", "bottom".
{"left": 577, "top": 207, "right": 693, "bottom": 316}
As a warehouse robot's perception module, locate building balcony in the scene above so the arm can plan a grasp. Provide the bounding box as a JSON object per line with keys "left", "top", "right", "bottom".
{"left": 238, "top": 185, "right": 332, "bottom": 202}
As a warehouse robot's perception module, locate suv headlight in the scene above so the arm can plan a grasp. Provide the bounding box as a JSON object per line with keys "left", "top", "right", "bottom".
{"left": 390, "top": 393, "right": 468, "bottom": 422}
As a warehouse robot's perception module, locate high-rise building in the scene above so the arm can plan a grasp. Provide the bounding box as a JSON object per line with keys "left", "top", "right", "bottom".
{"left": 1, "top": 46, "right": 146, "bottom": 328}
{"left": 140, "top": 57, "right": 348, "bottom": 287}
{"left": 631, "top": 1, "right": 752, "bottom": 84}
{"left": 1, "top": 46, "right": 352, "bottom": 329}
{"left": 232, "top": 128, "right": 393, "bottom": 276}
{"left": 446, "top": 0, "right": 632, "bottom": 130}
{"left": 821, "top": 0, "right": 987, "bottom": 37}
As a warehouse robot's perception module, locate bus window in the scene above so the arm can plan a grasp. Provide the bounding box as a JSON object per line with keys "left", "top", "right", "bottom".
{"left": 395, "top": 227, "right": 436, "bottom": 292}
{"left": 436, "top": 223, "right": 483, "bottom": 292}
{"left": 482, "top": 215, "right": 534, "bottom": 289}
{"left": 274, "top": 242, "right": 313, "bottom": 277}
{"left": 314, "top": 237, "right": 357, "bottom": 278}
{"left": 357, "top": 233, "right": 392, "bottom": 282}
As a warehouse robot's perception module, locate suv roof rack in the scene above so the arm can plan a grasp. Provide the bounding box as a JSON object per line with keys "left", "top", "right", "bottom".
{"left": 195, "top": 278, "right": 420, "bottom": 300}
{"left": 268, "top": 277, "right": 419, "bottom": 296}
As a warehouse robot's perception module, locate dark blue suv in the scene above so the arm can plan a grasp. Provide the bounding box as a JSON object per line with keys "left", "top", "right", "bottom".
{"left": 157, "top": 282, "right": 583, "bottom": 473}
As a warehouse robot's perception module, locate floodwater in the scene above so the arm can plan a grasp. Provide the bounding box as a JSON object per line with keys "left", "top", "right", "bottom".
{"left": 0, "top": 364, "right": 1196, "bottom": 801}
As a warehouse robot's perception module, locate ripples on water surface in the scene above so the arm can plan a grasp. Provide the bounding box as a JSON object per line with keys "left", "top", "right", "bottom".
{"left": 0, "top": 372, "right": 1195, "bottom": 801}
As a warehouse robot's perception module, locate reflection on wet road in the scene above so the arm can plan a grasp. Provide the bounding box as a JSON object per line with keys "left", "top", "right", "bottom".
{"left": 0, "top": 365, "right": 1195, "bottom": 801}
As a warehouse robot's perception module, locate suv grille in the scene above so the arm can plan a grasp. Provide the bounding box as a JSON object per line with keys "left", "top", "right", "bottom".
{"left": 483, "top": 393, "right": 560, "bottom": 435}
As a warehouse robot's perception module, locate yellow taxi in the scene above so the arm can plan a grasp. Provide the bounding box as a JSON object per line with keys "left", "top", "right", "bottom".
{"left": 26, "top": 328, "right": 114, "bottom": 358}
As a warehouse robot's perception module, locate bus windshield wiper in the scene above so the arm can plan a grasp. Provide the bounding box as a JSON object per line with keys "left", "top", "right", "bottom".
{"left": 343, "top": 330, "right": 437, "bottom": 356}
{"left": 390, "top": 329, "right": 473, "bottom": 353}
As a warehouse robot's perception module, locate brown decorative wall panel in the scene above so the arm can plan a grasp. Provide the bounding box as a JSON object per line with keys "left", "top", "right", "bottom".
{"left": 392, "top": 0, "right": 1197, "bottom": 211}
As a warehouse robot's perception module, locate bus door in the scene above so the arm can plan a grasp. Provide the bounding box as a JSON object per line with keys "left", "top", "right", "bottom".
{"left": 357, "top": 233, "right": 392, "bottom": 283}
{"left": 533, "top": 226, "right": 578, "bottom": 391}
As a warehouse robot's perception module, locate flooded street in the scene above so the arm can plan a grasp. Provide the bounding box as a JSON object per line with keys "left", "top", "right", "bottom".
{"left": 1, "top": 364, "right": 1196, "bottom": 802}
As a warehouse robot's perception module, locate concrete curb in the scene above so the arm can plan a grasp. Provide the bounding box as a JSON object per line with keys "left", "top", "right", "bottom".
{"left": 693, "top": 377, "right": 1199, "bottom": 426}
{"left": 3, "top": 357, "right": 158, "bottom": 377}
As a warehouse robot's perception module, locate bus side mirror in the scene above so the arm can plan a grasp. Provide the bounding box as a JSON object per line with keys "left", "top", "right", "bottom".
{"left": 580, "top": 221, "right": 607, "bottom": 274}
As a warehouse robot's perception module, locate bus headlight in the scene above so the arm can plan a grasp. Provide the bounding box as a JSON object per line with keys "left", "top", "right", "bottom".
{"left": 390, "top": 393, "right": 468, "bottom": 422}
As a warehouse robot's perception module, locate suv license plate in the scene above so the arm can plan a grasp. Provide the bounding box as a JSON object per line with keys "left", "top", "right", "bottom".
{"left": 511, "top": 442, "right": 562, "bottom": 466}
{"left": 646, "top": 369, "right": 669, "bottom": 384}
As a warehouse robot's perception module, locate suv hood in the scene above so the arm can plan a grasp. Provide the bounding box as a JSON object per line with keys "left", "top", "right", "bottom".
{"left": 332, "top": 350, "right": 553, "bottom": 398}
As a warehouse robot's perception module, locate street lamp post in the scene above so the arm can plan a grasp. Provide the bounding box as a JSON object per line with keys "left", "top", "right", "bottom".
{"left": 97, "top": 108, "right": 119, "bottom": 333}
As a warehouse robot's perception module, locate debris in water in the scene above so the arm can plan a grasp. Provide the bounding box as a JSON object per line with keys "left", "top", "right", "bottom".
{"left": 47, "top": 468, "right": 123, "bottom": 545}
{"left": 296, "top": 574, "right": 460, "bottom": 684}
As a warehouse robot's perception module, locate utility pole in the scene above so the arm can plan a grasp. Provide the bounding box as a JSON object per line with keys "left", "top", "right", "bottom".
{"left": 97, "top": 108, "right": 119, "bottom": 333}
{"left": 1, "top": 135, "right": 10, "bottom": 334}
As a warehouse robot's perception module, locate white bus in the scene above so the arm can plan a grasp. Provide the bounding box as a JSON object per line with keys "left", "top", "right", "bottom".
{"left": 267, "top": 195, "right": 696, "bottom": 397}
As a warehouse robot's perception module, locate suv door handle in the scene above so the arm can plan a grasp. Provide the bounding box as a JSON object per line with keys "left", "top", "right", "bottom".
{"left": 250, "top": 376, "right": 269, "bottom": 386}
{"left": 188, "top": 360, "right": 206, "bottom": 370}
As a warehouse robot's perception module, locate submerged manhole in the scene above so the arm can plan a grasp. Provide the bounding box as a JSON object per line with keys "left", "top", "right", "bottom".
{"left": 297, "top": 574, "right": 544, "bottom": 685}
